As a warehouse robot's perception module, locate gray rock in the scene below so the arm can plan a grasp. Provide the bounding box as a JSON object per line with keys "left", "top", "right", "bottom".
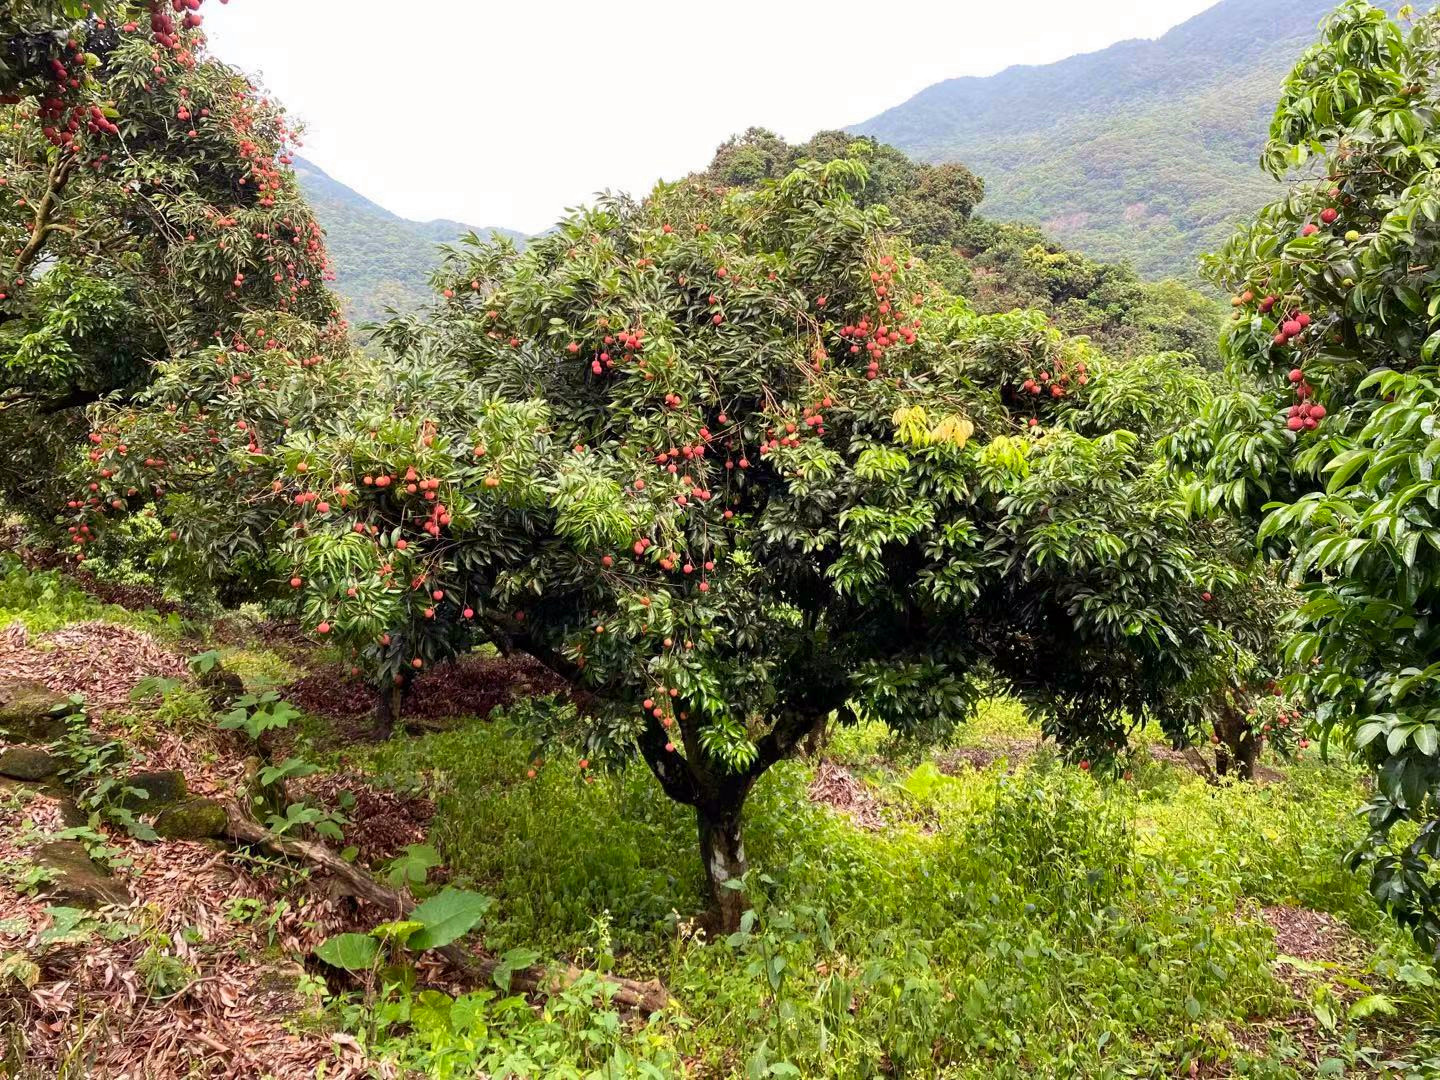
{"left": 55, "top": 796, "right": 87, "bottom": 828}
{"left": 0, "top": 746, "right": 60, "bottom": 781}
{"left": 34, "top": 841, "right": 131, "bottom": 909}
{"left": 152, "top": 797, "right": 229, "bottom": 840}
{"left": 118, "top": 770, "right": 187, "bottom": 810}
{"left": 0, "top": 681, "right": 73, "bottom": 742}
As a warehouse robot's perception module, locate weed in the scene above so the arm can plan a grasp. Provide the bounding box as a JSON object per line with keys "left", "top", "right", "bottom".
{"left": 347, "top": 708, "right": 1440, "bottom": 1076}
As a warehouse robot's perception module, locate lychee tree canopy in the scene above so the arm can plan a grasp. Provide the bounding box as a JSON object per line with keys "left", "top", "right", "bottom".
{"left": 279, "top": 164, "right": 1227, "bottom": 750}
{"left": 2, "top": 2, "right": 137, "bottom": 101}
{"left": 89, "top": 153, "right": 1276, "bottom": 926}
{"left": 1173, "top": 0, "right": 1440, "bottom": 955}
{"left": 1, "top": 13, "right": 342, "bottom": 514}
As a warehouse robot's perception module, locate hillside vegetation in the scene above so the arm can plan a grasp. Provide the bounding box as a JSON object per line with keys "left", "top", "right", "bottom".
{"left": 293, "top": 156, "right": 526, "bottom": 325}
{"left": 697, "top": 129, "right": 1225, "bottom": 366}
{"left": 853, "top": 0, "right": 1399, "bottom": 280}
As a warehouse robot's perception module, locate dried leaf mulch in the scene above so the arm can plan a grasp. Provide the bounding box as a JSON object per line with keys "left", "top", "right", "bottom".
{"left": 0, "top": 620, "right": 189, "bottom": 712}
{"left": 290, "top": 770, "right": 437, "bottom": 867}
{"left": 0, "top": 786, "right": 389, "bottom": 1080}
{"left": 807, "top": 760, "right": 887, "bottom": 831}
{"left": 933, "top": 737, "right": 1041, "bottom": 775}
{"left": 5, "top": 533, "right": 195, "bottom": 619}
{"left": 1261, "top": 904, "right": 1370, "bottom": 993}
{"left": 1210, "top": 905, "right": 1414, "bottom": 1077}
{"left": 283, "top": 651, "right": 565, "bottom": 736}
{"left": 1140, "top": 743, "right": 1287, "bottom": 785}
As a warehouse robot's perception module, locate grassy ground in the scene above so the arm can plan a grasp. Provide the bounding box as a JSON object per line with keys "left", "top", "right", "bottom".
{"left": 352, "top": 704, "right": 1440, "bottom": 1078}
{"left": 4, "top": 554, "right": 1440, "bottom": 1078}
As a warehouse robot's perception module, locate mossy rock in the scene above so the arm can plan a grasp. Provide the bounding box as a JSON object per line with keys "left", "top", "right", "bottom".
{"left": 118, "top": 769, "right": 188, "bottom": 810}
{"left": 0, "top": 746, "right": 60, "bottom": 781}
{"left": 34, "top": 841, "right": 131, "bottom": 909}
{"left": 196, "top": 662, "right": 245, "bottom": 707}
{"left": 255, "top": 958, "right": 308, "bottom": 997}
{"left": 0, "top": 681, "right": 74, "bottom": 742}
{"left": 152, "top": 797, "right": 229, "bottom": 840}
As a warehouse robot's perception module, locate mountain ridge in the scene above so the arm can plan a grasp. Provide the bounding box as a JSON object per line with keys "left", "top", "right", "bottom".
{"left": 291, "top": 155, "right": 525, "bottom": 325}
{"left": 850, "top": 0, "right": 1389, "bottom": 280}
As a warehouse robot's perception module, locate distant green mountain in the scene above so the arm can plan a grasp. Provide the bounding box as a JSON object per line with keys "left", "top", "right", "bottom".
{"left": 852, "top": 0, "right": 1389, "bottom": 281}
{"left": 292, "top": 156, "right": 525, "bottom": 325}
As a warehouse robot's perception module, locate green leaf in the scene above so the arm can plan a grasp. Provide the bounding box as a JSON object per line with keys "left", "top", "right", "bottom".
{"left": 490, "top": 946, "right": 541, "bottom": 991}
{"left": 313, "top": 933, "right": 380, "bottom": 971}
{"left": 1348, "top": 993, "right": 1396, "bottom": 1021}
{"left": 188, "top": 650, "right": 222, "bottom": 675}
{"left": 371, "top": 920, "right": 425, "bottom": 944}
{"left": 385, "top": 843, "right": 442, "bottom": 888}
{"left": 407, "top": 888, "right": 493, "bottom": 951}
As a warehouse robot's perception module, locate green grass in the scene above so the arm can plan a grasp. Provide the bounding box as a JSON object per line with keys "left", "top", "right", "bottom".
{"left": 354, "top": 705, "right": 1440, "bottom": 1078}
{"left": 0, "top": 555, "right": 130, "bottom": 634}
{"left": 0, "top": 554, "right": 200, "bottom": 643}
{"left": 5, "top": 557, "right": 1433, "bottom": 1076}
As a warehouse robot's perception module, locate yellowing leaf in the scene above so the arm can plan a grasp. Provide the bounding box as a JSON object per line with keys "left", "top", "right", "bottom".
{"left": 930, "top": 415, "right": 975, "bottom": 448}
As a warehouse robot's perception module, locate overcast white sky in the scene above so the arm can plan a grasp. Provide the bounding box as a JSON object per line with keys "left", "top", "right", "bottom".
{"left": 204, "top": 1, "right": 1218, "bottom": 234}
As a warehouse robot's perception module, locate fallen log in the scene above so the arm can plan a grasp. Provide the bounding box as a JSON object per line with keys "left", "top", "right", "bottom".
{"left": 218, "top": 797, "right": 673, "bottom": 1014}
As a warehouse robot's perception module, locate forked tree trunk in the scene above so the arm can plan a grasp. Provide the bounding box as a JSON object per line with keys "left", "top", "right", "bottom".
{"left": 697, "top": 804, "right": 749, "bottom": 933}
{"left": 628, "top": 699, "right": 834, "bottom": 935}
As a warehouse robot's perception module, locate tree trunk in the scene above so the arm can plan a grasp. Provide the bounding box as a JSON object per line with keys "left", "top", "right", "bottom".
{"left": 1233, "top": 731, "right": 1259, "bottom": 781}
{"left": 373, "top": 682, "right": 404, "bottom": 739}
{"left": 697, "top": 802, "right": 749, "bottom": 933}
{"left": 1213, "top": 705, "right": 1259, "bottom": 782}
{"left": 1214, "top": 744, "right": 1232, "bottom": 778}
{"left": 802, "top": 713, "right": 830, "bottom": 758}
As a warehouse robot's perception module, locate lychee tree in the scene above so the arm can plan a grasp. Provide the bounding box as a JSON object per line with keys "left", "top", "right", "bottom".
{"left": 2, "top": 10, "right": 341, "bottom": 516}
{"left": 1173, "top": 0, "right": 1440, "bottom": 955}
{"left": 170, "top": 160, "right": 1245, "bottom": 930}
{"left": 699, "top": 128, "right": 1224, "bottom": 368}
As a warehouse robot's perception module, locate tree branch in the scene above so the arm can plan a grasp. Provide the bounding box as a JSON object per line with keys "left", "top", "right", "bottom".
{"left": 635, "top": 712, "right": 701, "bottom": 806}
{"left": 502, "top": 627, "right": 703, "bottom": 806}
{"left": 751, "top": 706, "right": 831, "bottom": 776}
{"left": 0, "top": 385, "right": 109, "bottom": 414}
{"left": 11, "top": 151, "right": 76, "bottom": 279}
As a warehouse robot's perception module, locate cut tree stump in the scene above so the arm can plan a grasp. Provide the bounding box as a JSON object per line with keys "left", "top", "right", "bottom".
{"left": 216, "top": 797, "right": 673, "bottom": 1014}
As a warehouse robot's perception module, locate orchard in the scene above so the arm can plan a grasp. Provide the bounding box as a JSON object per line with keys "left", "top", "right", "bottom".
{"left": 92, "top": 159, "right": 1279, "bottom": 928}
{"left": 8, "top": 1, "right": 1440, "bottom": 1072}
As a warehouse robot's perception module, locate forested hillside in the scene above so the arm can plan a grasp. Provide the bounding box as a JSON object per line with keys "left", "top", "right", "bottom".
{"left": 853, "top": 0, "right": 1397, "bottom": 279}
{"left": 699, "top": 129, "right": 1225, "bottom": 366}
{"left": 293, "top": 156, "right": 526, "bottom": 325}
